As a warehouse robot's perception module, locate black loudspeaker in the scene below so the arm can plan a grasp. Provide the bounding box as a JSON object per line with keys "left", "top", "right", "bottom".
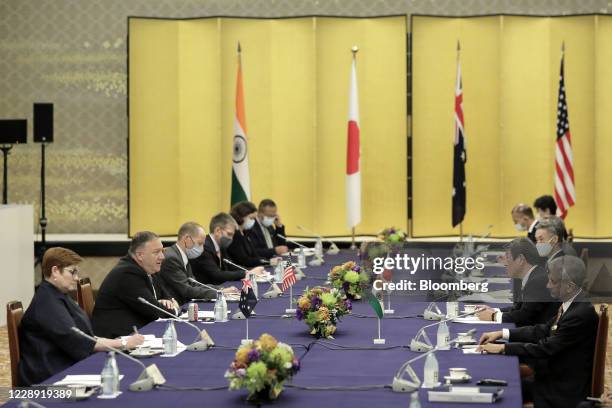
{"left": 0, "top": 120, "right": 27, "bottom": 144}
{"left": 34, "top": 103, "right": 53, "bottom": 143}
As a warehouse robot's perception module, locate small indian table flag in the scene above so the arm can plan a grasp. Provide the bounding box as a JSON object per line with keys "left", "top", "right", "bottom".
{"left": 369, "top": 288, "right": 385, "bottom": 344}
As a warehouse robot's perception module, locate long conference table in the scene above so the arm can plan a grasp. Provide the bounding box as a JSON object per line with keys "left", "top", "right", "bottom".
{"left": 5, "top": 250, "right": 522, "bottom": 407}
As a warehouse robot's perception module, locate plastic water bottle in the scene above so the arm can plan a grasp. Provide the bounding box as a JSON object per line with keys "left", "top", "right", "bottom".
{"left": 109, "top": 351, "right": 120, "bottom": 393}
{"left": 214, "top": 294, "right": 226, "bottom": 322}
{"left": 409, "top": 392, "right": 422, "bottom": 408}
{"left": 162, "top": 320, "right": 177, "bottom": 355}
{"left": 314, "top": 238, "right": 323, "bottom": 258}
{"left": 274, "top": 262, "right": 284, "bottom": 282}
{"left": 297, "top": 249, "right": 306, "bottom": 268}
{"left": 423, "top": 352, "right": 439, "bottom": 387}
{"left": 250, "top": 273, "right": 259, "bottom": 299}
{"left": 436, "top": 320, "right": 450, "bottom": 350}
{"left": 101, "top": 352, "right": 117, "bottom": 396}
{"left": 446, "top": 301, "right": 459, "bottom": 318}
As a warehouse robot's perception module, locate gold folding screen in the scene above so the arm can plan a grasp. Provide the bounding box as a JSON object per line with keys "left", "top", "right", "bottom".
{"left": 129, "top": 16, "right": 407, "bottom": 236}
{"left": 412, "top": 15, "right": 612, "bottom": 238}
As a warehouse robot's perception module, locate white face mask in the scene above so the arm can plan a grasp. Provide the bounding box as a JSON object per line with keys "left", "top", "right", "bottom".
{"left": 514, "top": 223, "right": 527, "bottom": 232}
{"left": 244, "top": 218, "right": 255, "bottom": 230}
{"left": 536, "top": 242, "right": 553, "bottom": 257}
{"left": 262, "top": 216, "right": 275, "bottom": 227}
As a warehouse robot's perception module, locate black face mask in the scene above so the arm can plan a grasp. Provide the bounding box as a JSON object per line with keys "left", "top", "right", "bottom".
{"left": 220, "top": 235, "right": 233, "bottom": 250}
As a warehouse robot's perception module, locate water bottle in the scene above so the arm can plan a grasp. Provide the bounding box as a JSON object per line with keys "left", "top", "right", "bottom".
{"left": 409, "top": 392, "right": 422, "bottom": 408}
{"left": 214, "top": 294, "right": 225, "bottom": 322}
{"left": 436, "top": 320, "right": 450, "bottom": 350}
{"left": 446, "top": 301, "right": 459, "bottom": 318}
{"left": 314, "top": 238, "right": 323, "bottom": 258}
{"left": 109, "top": 351, "right": 120, "bottom": 393}
{"left": 297, "top": 249, "right": 306, "bottom": 268}
{"left": 274, "top": 262, "right": 284, "bottom": 282}
{"left": 251, "top": 274, "right": 258, "bottom": 299}
{"left": 100, "top": 352, "right": 116, "bottom": 396}
{"left": 423, "top": 352, "right": 439, "bottom": 387}
{"left": 162, "top": 320, "right": 177, "bottom": 355}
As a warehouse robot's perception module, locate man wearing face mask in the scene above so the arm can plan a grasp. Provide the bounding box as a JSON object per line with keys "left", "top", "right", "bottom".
{"left": 190, "top": 212, "right": 263, "bottom": 285}
{"left": 92, "top": 231, "right": 179, "bottom": 338}
{"left": 248, "top": 199, "right": 290, "bottom": 258}
{"left": 511, "top": 204, "right": 538, "bottom": 243}
{"left": 476, "top": 238, "right": 558, "bottom": 326}
{"left": 158, "top": 222, "right": 219, "bottom": 305}
{"left": 534, "top": 216, "right": 575, "bottom": 261}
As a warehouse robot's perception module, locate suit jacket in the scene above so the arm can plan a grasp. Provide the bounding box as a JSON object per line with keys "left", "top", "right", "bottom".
{"left": 247, "top": 220, "right": 286, "bottom": 258}
{"left": 505, "top": 292, "right": 598, "bottom": 408}
{"left": 227, "top": 230, "right": 269, "bottom": 267}
{"left": 159, "top": 244, "right": 216, "bottom": 305}
{"left": 18, "top": 281, "right": 95, "bottom": 386}
{"left": 189, "top": 235, "right": 246, "bottom": 285}
{"left": 500, "top": 265, "right": 560, "bottom": 326}
{"left": 92, "top": 255, "right": 175, "bottom": 338}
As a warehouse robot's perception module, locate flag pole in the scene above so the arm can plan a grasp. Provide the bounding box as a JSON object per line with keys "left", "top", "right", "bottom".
{"left": 459, "top": 223, "right": 463, "bottom": 243}
{"left": 350, "top": 227, "right": 356, "bottom": 250}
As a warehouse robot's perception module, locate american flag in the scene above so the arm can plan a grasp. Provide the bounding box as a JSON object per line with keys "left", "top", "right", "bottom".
{"left": 554, "top": 51, "right": 575, "bottom": 219}
{"left": 452, "top": 42, "right": 466, "bottom": 227}
{"left": 241, "top": 277, "right": 252, "bottom": 293}
{"left": 281, "top": 263, "right": 297, "bottom": 291}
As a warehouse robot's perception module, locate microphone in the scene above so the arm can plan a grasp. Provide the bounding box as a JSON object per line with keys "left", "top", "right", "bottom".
{"left": 137, "top": 297, "right": 214, "bottom": 351}
{"left": 296, "top": 225, "right": 340, "bottom": 254}
{"left": 409, "top": 310, "right": 477, "bottom": 352}
{"left": 71, "top": 327, "right": 165, "bottom": 391}
{"left": 276, "top": 234, "right": 308, "bottom": 249}
{"left": 187, "top": 277, "right": 222, "bottom": 293}
{"left": 223, "top": 258, "right": 249, "bottom": 271}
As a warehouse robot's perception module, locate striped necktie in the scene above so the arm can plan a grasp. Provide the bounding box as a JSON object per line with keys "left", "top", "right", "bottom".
{"left": 551, "top": 305, "right": 563, "bottom": 333}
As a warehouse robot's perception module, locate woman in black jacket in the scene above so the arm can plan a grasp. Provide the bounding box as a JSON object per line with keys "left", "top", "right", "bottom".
{"left": 227, "top": 201, "right": 275, "bottom": 267}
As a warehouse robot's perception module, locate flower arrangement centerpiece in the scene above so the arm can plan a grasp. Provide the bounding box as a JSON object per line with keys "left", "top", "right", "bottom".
{"left": 328, "top": 261, "right": 369, "bottom": 299}
{"left": 377, "top": 227, "right": 407, "bottom": 246}
{"left": 296, "top": 286, "right": 351, "bottom": 338}
{"left": 225, "top": 333, "right": 300, "bottom": 402}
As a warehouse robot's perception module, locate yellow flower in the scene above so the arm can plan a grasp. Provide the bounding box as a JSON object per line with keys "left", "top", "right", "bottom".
{"left": 258, "top": 333, "right": 278, "bottom": 352}
{"left": 235, "top": 347, "right": 250, "bottom": 365}
{"left": 317, "top": 306, "right": 330, "bottom": 321}
{"left": 298, "top": 297, "right": 311, "bottom": 310}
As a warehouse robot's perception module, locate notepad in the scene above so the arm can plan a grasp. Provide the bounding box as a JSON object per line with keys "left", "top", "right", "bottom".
{"left": 453, "top": 316, "right": 501, "bottom": 325}
{"left": 179, "top": 310, "right": 215, "bottom": 320}
{"left": 54, "top": 374, "right": 124, "bottom": 386}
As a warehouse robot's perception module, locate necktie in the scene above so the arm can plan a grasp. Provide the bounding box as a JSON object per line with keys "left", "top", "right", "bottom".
{"left": 148, "top": 275, "right": 158, "bottom": 300}
{"left": 551, "top": 305, "right": 563, "bottom": 333}
{"left": 262, "top": 226, "right": 274, "bottom": 249}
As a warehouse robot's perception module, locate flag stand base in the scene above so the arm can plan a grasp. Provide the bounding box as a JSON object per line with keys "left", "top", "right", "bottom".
{"left": 384, "top": 309, "right": 395, "bottom": 315}
{"left": 373, "top": 338, "right": 386, "bottom": 345}
{"left": 285, "top": 308, "right": 296, "bottom": 314}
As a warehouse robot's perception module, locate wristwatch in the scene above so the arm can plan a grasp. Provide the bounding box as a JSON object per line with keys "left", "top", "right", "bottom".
{"left": 491, "top": 312, "right": 497, "bottom": 322}
{"left": 121, "top": 338, "right": 128, "bottom": 350}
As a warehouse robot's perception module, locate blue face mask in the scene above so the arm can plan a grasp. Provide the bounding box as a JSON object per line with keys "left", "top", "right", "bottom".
{"left": 185, "top": 237, "right": 203, "bottom": 259}
{"left": 244, "top": 218, "right": 255, "bottom": 230}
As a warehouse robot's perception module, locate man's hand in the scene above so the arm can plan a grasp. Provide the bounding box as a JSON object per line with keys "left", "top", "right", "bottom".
{"left": 171, "top": 298, "right": 179, "bottom": 310}
{"left": 269, "top": 257, "right": 280, "bottom": 266}
{"left": 126, "top": 334, "right": 145, "bottom": 349}
{"left": 496, "top": 253, "right": 508, "bottom": 266}
{"left": 476, "top": 343, "right": 505, "bottom": 354}
{"left": 477, "top": 309, "right": 496, "bottom": 322}
{"left": 159, "top": 299, "right": 175, "bottom": 310}
{"left": 248, "top": 266, "right": 265, "bottom": 276}
{"left": 274, "top": 245, "right": 289, "bottom": 255}
{"left": 274, "top": 215, "right": 283, "bottom": 228}
{"left": 222, "top": 286, "right": 239, "bottom": 294}
{"left": 479, "top": 331, "right": 503, "bottom": 345}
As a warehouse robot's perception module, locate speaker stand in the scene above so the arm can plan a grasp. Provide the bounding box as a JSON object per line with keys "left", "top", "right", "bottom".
{"left": 36, "top": 143, "right": 48, "bottom": 269}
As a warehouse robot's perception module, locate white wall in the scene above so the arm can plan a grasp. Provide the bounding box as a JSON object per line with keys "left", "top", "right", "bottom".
{"left": 0, "top": 205, "right": 34, "bottom": 326}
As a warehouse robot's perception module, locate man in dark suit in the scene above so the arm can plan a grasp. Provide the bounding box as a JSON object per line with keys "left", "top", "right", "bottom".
{"left": 190, "top": 213, "right": 263, "bottom": 285}
{"left": 478, "top": 256, "right": 598, "bottom": 408}
{"left": 92, "top": 231, "right": 179, "bottom": 338}
{"left": 477, "top": 238, "right": 559, "bottom": 326}
{"left": 535, "top": 216, "right": 575, "bottom": 260}
{"left": 159, "top": 222, "right": 229, "bottom": 305}
{"left": 247, "top": 199, "right": 289, "bottom": 258}
{"left": 511, "top": 204, "right": 539, "bottom": 243}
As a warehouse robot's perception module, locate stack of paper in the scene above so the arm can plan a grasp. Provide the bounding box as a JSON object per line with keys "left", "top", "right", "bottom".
{"left": 54, "top": 374, "right": 124, "bottom": 386}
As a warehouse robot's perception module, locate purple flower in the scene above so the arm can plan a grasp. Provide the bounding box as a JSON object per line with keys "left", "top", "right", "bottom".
{"left": 351, "top": 265, "right": 361, "bottom": 272}
{"left": 296, "top": 308, "right": 304, "bottom": 320}
{"left": 311, "top": 297, "right": 322, "bottom": 310}
{"left": 247, "top": 349, "right": 260, "bottom": 362}
{"left": 345, "top": 299, "right": 353, "bottom": 311}
{"left": 342, "top": 281, "right": 350, "bottom": 292}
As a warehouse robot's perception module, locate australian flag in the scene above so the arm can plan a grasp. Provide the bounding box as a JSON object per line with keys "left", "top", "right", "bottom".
{"left": 452, "top": 47, "right": 466, "bottom": 228}
{"left": 239, "top": 279, "right": 258, "bottom": 318}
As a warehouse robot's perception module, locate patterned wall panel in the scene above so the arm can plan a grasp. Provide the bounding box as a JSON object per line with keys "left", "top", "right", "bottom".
{"left": 0, "top": 0, "right": 608, "bottom": 233}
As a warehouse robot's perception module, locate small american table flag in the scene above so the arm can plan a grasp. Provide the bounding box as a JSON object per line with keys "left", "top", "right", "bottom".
{"left": 281, "top": 263, "right": 297, "bottom": 291}
{"left": 554, "top": 48, "right": 575, "bottom": 219}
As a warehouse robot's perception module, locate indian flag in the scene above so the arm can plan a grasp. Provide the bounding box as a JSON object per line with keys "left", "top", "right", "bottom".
{"left": 231, "top": 42, "right": 251, "bottom": 205}
{"left": 346, "top": 48, "right": 361, "bottom": 229}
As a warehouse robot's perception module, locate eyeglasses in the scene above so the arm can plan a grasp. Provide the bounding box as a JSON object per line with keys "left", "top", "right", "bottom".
{"left": 63, "top": 268, "right": 79, "bottom": 276}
